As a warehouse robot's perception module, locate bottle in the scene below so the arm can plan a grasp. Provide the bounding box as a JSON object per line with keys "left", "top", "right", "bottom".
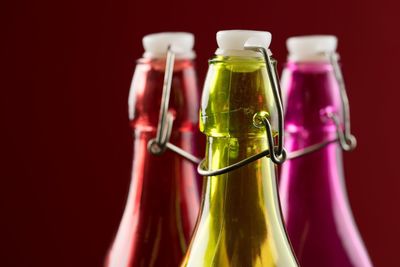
{"left": 105, "top": 32, "right": 201, "bottom": 267}
{"left": 279, "top": 35, "right": 373, "bottom": 267}
{"left": 181, "top": 30, "right": 298, "bottom": 267}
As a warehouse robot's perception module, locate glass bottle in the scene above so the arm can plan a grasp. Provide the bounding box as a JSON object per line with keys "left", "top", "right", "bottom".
{"left": 105, "top": 32, "right": 201, "bottom": 267}
{"left": 181, "top": 30, "right": 298, "bottom": 267}
{"left": 279, "top": 35, "right": 373, "bottom": 267}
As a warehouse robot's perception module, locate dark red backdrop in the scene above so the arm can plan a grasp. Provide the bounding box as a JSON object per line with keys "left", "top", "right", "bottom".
{"left": 1, "top": 0, "right": 399, "bottom": 266}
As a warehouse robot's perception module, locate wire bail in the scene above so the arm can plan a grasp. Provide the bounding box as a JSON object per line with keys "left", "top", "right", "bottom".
{"left": 147, "top": 46, "right": 202, "bottom": 164}
{"left": 287, "top": 52, "right": 357, "bottom": 160}
{"left": 198, "top": 46, "right": 287, "bottom": 177}
{"left": 328, "top": 53, "right": 357, "bottom": 151}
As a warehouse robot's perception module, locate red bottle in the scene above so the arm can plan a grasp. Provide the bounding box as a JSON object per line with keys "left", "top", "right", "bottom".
{"left": 105, "top": 32, "right": 201, "bottom": 267}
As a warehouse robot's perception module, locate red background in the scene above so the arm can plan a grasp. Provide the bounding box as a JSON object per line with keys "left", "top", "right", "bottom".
{"left": 1, "top": 0, "right": 399, "bottom": 266}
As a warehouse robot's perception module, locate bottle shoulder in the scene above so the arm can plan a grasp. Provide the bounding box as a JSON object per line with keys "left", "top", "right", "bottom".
{"left": 200, "top": 58, "right": 278, "bottom": 138}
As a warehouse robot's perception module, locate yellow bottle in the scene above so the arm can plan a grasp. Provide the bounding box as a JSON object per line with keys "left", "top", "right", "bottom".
{"left": 181, "top": 30, "right": 299, "bottom": 267}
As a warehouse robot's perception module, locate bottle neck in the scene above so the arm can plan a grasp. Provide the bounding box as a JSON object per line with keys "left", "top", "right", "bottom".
{"left": 282, "top": 61, "right": 341, "bottom": 145}
{"left": 183, "top": 55, "right": 298, "bottom": 266}
{"left": 129, "top": 58, "right": 199, "bottom": 132}
{"left": 281, "top": 59, "right": 349, "bottom": 207}
{"left": 280, "top": 59, "right": 350, "bottom": 212}
{"left": 200, "top": 54, "right": 280, "bottom": 211}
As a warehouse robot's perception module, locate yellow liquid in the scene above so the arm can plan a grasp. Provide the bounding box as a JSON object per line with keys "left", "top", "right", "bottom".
{"left": 181, "top": 55, "right": 298, "bottom": 267}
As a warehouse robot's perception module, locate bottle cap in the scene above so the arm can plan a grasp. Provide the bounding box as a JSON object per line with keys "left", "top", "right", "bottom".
{"left": 215, "top": 30, "right": 272, "bottom": 57}
{"left": 142, "top": 32, "right": 195, "bottom": 59}
{"left": 286, "top": 35, "right": 337, "bottom": 62}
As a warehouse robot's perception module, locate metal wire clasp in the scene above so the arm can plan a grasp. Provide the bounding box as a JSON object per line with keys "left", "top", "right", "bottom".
{"left": 147, "top": 46, "right": 201, "bottom": 164}
{"left": 287, "top": 52, "right": 357, "bottom": 159}
{"left": 197, "top": 46, "right": 287, "bottom": 177}
{"left": 328, "top": 53, "right": 357, "bottom": 151}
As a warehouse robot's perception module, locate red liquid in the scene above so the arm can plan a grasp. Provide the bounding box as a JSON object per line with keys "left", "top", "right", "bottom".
{"left": 105, "top": 58, "right": 201, "bottom": 267}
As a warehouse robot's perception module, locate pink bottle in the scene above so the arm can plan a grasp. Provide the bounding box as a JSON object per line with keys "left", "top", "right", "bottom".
{"left": 105, "top": 32, "right": 201, "bottom": 267}
{"left": 279, "top": 35, "right": 373, "bottom": 267}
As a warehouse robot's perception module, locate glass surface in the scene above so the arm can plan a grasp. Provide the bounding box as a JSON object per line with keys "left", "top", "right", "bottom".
{"left": 182, "top": 56, "right": 298, "bottom": 267}
{"left": 279, "top": 61, "right": 373, "bottom": 267}
{"left": 105, "top": 58, "right": 201, "bottom": 267}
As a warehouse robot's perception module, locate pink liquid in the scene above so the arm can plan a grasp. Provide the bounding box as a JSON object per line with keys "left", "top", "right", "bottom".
{"left": 279, "top": 61, "right": 373, "bottom": 267}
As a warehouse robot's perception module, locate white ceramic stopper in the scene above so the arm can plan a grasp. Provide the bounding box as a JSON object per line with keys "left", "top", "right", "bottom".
{"left": 142, "top": 32, "right": 195, "bottom": 59}
{"left": 215, "top": 30, "right": 272, "bottom": 56}
{"left": 287, "top": 35, "right": 337, "bottom": 62}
